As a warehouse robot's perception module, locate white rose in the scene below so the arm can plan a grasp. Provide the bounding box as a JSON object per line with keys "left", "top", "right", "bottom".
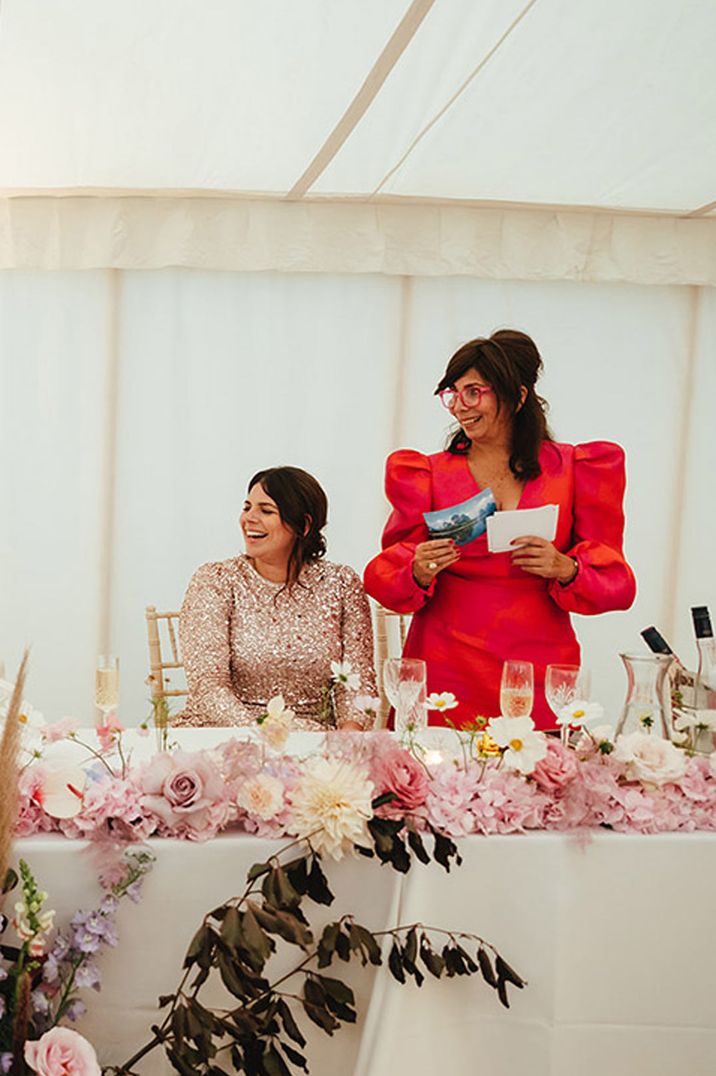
{"left": 613, "top": 732, "right": 686, "bottom": 787}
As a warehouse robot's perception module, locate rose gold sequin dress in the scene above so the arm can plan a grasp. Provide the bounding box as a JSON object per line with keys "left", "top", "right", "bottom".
{"left": 179, "top": 555, "right": 377, "bottom": 729}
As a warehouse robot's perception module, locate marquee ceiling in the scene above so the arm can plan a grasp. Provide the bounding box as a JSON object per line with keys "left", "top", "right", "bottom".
{"left": 0, "top": 0, "right": 713, "bottom": 217}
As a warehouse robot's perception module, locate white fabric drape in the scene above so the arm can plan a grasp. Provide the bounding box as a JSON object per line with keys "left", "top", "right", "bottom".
{"left": 1, "top": 269, "right": 715, "bottom": 723}
{"left": 1, "top": 198, "right": 715, "bottom": 285}
{"left": 17, "top": 829, "right": 716, "bottom": 1076}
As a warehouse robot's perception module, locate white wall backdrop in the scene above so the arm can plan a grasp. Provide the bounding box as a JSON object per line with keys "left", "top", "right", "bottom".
{"left": 1, "top": 269, "right": 714, "bottom": 724}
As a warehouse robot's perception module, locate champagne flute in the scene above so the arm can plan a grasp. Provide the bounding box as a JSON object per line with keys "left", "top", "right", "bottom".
{"left": 383, "top": 658, "right": 427, "bottom": 734}
{"left": 95, "top": 655, "right": 119, "bottom": 719}
{"left": 545, "top": 664, "right": 591, "bottom": 745}
{"left": 499, "top": 660, "right": 534, "bottom": 718}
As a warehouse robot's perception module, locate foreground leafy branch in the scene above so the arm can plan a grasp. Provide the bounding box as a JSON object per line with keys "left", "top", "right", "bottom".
{"left": 107, "top": 806, "right": 526, "bottom": 1076}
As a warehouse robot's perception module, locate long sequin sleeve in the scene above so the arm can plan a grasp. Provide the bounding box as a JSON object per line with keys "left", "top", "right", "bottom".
{"left": 334, "top": 566, "right": 378, "bottom": 729}
{"left": 179, "top": 562, "right": 255, "bottom": 727}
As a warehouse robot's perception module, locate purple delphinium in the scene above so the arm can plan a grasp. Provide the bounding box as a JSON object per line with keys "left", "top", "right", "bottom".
{"left": 65, "top": 998, "right": 87, "bottom": 1022}
{"left": 0, "top": 1052, "right": 12, "bottom": 1073}
{"left": 36, "top": 847, "right": 154, "bottom": 1032}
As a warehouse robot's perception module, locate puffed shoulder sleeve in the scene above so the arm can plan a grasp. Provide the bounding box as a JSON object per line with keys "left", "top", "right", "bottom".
{"left": 363, "top": 449, "right": 435, "bottom": 614}
{"left": 549, "top": 441, "right": 637, "bottom": 615}
{"left": 179, "top": 562, "right": 254, "bottom": 727}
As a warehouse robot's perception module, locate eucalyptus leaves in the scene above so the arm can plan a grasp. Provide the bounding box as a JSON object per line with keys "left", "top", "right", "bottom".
{"left": 108, "top": 801, "right": 524, "bottom": 1076}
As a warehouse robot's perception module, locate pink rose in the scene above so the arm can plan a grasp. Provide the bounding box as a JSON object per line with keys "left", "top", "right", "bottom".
{"left": 136, "top": 750, "right": 230, "bottom": 839}
{"left": 25, "top": 1027, "right": 101, "bottom": 1076}
{"left": 532, "top": 740, "right": 580, "bottom": 794}
{"left": 372, "top": 746, "right": 429, "bottom": 814}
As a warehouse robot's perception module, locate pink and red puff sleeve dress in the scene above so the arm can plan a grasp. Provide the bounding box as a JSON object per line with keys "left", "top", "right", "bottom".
{"left": 364, "top": 441, "right": 636, "bottom": 729}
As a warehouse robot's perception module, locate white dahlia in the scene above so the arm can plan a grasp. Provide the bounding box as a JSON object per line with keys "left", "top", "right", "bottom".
{"left": 289, "top": 757, "right": 374, "bottom": 860}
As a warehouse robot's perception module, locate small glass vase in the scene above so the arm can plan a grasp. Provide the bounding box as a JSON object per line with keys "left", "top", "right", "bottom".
{"left": 614, "top": 653, "right": 672, "bottom": 739}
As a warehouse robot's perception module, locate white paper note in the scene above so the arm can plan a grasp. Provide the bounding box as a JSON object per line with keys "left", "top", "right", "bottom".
{"left": 486, "top": 504, "right": 559, "bottom": 553}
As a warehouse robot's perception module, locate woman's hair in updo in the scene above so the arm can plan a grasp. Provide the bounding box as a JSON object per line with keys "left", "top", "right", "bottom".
{"left": 247, "top": 466, "right": 327, "bottom": 588}
{"left": 435, "top": 329, "right": 552, "bottom": 480}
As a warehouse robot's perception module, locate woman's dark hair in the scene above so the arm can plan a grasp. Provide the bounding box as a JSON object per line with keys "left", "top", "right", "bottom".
{"left": 247, "top": 466, "right": 328, "bottom": 588}
{"left": 435, "top": 329, "right": 552, "bottom": 480}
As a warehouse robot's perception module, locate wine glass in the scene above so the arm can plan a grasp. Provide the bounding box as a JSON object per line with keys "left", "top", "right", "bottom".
{"left": 499, "top": 660, "right": 534, "bottom": 718}
{"left": 95, "top": 655, "right": 119, "bottom": 719}
{"left": 382, "top": 658, "right": 427, "bottom": 734}
{"left": 545, "top": 664, "right": 591, "bottom": 745}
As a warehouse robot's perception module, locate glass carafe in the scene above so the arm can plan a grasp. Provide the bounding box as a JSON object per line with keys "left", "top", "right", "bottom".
{"left": 615, "top": 653, "right": 672, "bottom": 739}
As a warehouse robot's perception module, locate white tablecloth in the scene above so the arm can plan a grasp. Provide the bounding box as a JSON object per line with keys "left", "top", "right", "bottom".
{"left": 16, "top": 831, "right": 716, "bottom": 1076}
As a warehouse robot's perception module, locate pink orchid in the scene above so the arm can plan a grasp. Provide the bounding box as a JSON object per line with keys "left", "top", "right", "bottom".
{"left": 96, "top": 712, "right": 124, "bottom": 752}
{"left": 41, "top": 718, "right": 79, "bottom": 744}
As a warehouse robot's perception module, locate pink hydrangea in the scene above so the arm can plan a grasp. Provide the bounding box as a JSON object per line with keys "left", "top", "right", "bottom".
{"left": 472, "top": 770, "right": 548, "bottom": 833}
{"left": 58, "top": 774, "right": 153, "bottom": 841}
{"left": 217, "top": 738, "right": 263, "bottom": 783}
{"left": 681, "top": 756, "right": 716, "bottom": 804}
{"left": 424, "top": 764, "right": 479, "bottom": 836}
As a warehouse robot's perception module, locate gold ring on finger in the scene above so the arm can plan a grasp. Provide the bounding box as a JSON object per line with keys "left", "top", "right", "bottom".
{"left": 428, "top": 561, "right": 438, "bottom": 570}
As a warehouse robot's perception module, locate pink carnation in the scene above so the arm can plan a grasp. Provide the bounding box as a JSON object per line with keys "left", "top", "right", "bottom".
{"left": 135, "top": 750, "right": 230, "bottom": 839}
{"left": 371, "top": 746, "right": 429, "bottom": 815}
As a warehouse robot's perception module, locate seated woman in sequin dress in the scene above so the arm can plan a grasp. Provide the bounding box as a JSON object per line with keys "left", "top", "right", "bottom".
{"left": 179, "top": 466, "right": 377, "bottom": 729}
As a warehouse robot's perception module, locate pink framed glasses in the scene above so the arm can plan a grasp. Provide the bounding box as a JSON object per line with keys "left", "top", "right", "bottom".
{"left": 438, "top": 383, "right": 493, "bottom": 410}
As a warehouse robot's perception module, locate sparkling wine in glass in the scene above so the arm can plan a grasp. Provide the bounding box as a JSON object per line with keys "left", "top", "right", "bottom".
{"left": 383, "top": 658, "right": 427, "bottom": 734}
{"left": 545, "top": 664, "right": 591, "bottom": 744}
{"left": 499, "top": 660, "right": 534, "bottom": 718}
{"left": 95, "top": 655, "right": 119, "bottom": 717}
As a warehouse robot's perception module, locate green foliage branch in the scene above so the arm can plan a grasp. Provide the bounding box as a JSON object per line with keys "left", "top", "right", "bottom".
{"left": 107, "top": 799, "right": 526, "bottom": 1076}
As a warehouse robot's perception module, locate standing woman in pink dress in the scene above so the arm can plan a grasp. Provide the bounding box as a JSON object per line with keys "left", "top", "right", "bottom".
{"left": 180, "top": 466, "right": 376, "bottom": 729}
{"left": 364, "top": 330, "right": 636, "bottom": 729}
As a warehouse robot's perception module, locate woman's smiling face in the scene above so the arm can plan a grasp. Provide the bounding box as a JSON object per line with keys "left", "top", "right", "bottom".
{"left": 449, "top": 368, "right": 514, "bottom": 445}
{"left": 240, "top": 483, "right": 297, "bottom": 565}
